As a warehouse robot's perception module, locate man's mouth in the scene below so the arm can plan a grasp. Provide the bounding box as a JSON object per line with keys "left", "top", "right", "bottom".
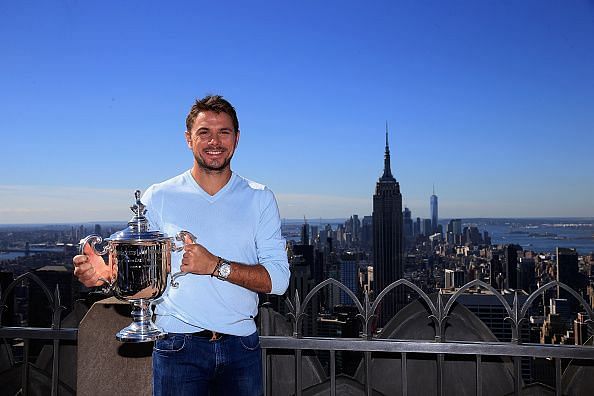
{"left": 204, "top": 149, "right": 225, "bottom": 155}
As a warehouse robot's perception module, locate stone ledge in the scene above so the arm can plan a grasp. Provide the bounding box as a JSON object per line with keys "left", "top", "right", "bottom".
{"left": 77, "top": 297, "right": 152, "bottom": 396}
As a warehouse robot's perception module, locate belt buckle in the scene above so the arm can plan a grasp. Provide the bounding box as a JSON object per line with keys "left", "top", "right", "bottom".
{"left": 209, "top": 331, "right": 221, "bottom": 342}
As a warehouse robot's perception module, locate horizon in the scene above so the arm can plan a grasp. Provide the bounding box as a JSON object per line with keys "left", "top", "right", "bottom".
{"left": 3, "top": 216, "right": 594, "bottom": 228}
{"left": 1, "top": 1, "right": 593, "bottom": 224}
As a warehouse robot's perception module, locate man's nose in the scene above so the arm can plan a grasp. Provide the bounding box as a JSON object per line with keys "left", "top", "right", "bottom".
{"left": 208, "top": 133, "right": 220, "bottom": 144}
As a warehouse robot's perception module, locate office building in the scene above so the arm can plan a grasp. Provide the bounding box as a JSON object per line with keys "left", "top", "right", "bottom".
{"left": 339, "top": 254, "right": 359, "bottom": 305}
{"left": 444, "top": 269, "right": 465, "bottom": 289}
{"left": 422, "top": 219, "right": 432, "bottom": 237}
{"left": 372, "top": 127, "right": 403, "bottom": 326}
{"left": 301, "top": 221, "right": 309, "bottom": 245}
{"left": 503, "top": 245, "right": 521, "bottom": 290}
{"left": 430, "top": 186, "right": 438, "bottom": 234}
{"left": 518, "top": 257, "right": 536, "bottom": 293}
{"left": 556, "top": 247, "right": 580, "bottom": 299}
{"left": 403, "top": 207, "right": 413, "bottom": 248}
{"left": 414, "top": 217, "right": 421, "bottom": 237}
{"left": 360, "top": 216, "right": 373, "bottom": 250}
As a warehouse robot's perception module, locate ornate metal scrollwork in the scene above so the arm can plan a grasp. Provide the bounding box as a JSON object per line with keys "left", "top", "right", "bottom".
{"left": 0, "top": 272, "right": 66, "bottom": 329}
{"left": 284, "top": 277, "right": 594, "bottom": 343}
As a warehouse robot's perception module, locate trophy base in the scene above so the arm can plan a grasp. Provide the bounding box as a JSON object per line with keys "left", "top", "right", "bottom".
{"left": 116, "top": 299, "right": 166, "bottom": 342}
{"left": 116, "top": 321, "right": 166, "bottom": 343}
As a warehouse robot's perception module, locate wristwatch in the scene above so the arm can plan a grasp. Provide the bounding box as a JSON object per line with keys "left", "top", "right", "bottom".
{"left": 214, "top": 257, "right": 232, "bottom": 280}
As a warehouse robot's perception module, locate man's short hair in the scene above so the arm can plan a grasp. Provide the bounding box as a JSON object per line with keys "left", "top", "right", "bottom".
{"left": 186, "top": 95, "right": 239, "bottom": 133}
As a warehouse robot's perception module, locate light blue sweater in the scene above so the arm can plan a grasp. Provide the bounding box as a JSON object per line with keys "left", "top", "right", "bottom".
{"left": 142, "top": 170, "right": 290, "bottom": 336}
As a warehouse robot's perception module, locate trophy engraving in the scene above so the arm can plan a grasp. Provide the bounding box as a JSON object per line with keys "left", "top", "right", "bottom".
{"left": 79, "top": 190, "right": 196, "bottom": 342}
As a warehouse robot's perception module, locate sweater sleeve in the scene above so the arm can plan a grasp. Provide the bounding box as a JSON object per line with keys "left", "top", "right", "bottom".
{"left": 256, "top": 189, "right": 290, "bottom": 295}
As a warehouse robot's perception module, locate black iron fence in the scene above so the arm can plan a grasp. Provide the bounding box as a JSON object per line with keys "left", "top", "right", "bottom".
{"left": 1, "top": 273, "right": 593, "bottom": 395}
{"left": 260, "top": 278, "right": 594, "bottom": 396}
{"left": 0, "top": 272, "right": 78, "bottom": 395}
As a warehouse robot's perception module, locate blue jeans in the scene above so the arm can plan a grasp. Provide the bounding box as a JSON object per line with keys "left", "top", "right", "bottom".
{"left": 152, "top": 331, "right": 262, "bottom": 396}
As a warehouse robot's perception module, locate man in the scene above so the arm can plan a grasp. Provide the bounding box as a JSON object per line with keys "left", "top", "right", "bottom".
{"left": 73, "top": 95, "right": 290, "bottom": 395}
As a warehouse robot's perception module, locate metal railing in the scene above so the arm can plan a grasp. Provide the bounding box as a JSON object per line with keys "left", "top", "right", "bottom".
{"left": 0, "top": 272, "right": 78, "bottom": 396}
{"left": 1, "top": 273, "right": 593, "bottom": 395}
{"left": 260, "top": 336, "right": 594, "bottom": 396}
{"left": 261, "top": 278, "right": 594, "bottom": 396}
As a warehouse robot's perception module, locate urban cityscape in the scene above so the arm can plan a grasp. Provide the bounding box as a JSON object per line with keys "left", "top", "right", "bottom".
{"left": 2, "top": 2, "right": 594, "bottom": 393}
{"left": 1, "top": 131, "right": 593, "bottom": 394}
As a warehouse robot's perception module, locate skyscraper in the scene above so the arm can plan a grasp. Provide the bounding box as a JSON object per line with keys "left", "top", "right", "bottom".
{"left": 430, "top": 186, "right": 438, "bottom": 234}
{"left": 490, "top": 252, "right": 503, "bottom": 289}
{"left": 352, "top": 215, "right": 361, "bottom": 244}
{"left": 360, "top": 216, "right": 373, "bottom": 250}
{"left": 447, "top": 219, "right": 462, "bottom": 245}
{"left": 414, "top": 217, "right": 421, "bottom": 237}
{"left": 556, "top": 247, "right": 579, "bottom": 291}
{"left": 556, "top": 247, "right": 582, "bottom": 312}
{"left": 372, "top": 125, "right": 403, "bottom": 327}
{"left": 444, "top": 269, "right": 465, "bottom": 289}
{"left": 422, "top": 219, "right": 433, "bottom": 237}
{"left": 518, "top": 257, "right": 536, "bottom": 293}
{"left": 402, "top": 207, "right": 413, "bottom": 248}
{"left": 503, "top": 244, "right": 521, "bottom": 290}
{"left": 301, "top": 219, "right": 309, "bottom": 245}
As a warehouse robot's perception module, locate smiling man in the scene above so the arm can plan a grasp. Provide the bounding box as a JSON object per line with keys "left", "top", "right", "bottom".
{"left": 73, "top": 95, "right": 290, "bottom": 395}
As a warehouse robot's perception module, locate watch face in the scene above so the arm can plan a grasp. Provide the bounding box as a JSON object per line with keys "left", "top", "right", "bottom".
{"left": 219, "top": 263, "right": 231, "bottom": 279}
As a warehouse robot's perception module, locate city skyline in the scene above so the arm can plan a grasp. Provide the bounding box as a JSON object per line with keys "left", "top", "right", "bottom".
{"left": 1, "top": 1, "right": 594, "bottom": 224}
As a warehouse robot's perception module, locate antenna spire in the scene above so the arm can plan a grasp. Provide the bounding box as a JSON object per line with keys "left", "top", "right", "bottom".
{"left": 381, "top": 121, "right": 394, "bottom": 180}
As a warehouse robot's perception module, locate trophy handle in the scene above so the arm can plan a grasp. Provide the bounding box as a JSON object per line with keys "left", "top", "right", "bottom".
{"left": 170, "top": 230, "right": 197, "bottom": 288}
{"left": 78, "top": 234, "right": 113, "bottom": 291}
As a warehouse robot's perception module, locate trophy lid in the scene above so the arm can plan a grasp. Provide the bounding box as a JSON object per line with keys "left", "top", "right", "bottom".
{"left": 108, "top": 190, "right": 169, "bottom": 242}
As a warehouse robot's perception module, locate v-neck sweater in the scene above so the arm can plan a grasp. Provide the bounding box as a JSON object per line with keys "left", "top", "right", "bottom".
{"left": 141, "top": 170, "right": 290, "bottom": 336}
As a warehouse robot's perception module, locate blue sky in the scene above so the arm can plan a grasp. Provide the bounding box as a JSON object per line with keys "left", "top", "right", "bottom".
{"left": 1, "top": 1, "right": 593, "bottom": 223}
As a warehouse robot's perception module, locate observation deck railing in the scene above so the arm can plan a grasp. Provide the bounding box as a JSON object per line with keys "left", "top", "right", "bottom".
{"left": 1, "top": 272, "right": 593, "bottom": 395}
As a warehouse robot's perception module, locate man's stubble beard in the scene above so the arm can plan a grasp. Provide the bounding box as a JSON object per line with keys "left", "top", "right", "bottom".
{"left": 195, "top": 154, "right": 233, "bottom": 174}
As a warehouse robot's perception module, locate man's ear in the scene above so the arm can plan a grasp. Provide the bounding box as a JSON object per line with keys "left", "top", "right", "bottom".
{"left": 235, "top": 130, "right": 240, "bottom": 147}
{"left": 185, "top": 130, "right": 192, "bottom": 148}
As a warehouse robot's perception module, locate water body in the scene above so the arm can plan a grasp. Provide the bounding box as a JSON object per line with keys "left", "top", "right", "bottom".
{"left": 0, "top": 248, "right": 64, "bottom": 263}
{"left": 468, "top": 220, "right": 594, "bottom": 255}
{"left": 0, "top": 252, "right": 27, "bottom": 261}
{"left": 285, "top": 219, "right": 594, "bottom": 255}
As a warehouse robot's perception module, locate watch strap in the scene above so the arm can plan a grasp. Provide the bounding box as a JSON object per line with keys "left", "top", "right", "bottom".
{"left": 210, "top": 257, "right": 222, "bottom": 277}
{"left": 211, "top": 257, "right": 231, "bottom": 280}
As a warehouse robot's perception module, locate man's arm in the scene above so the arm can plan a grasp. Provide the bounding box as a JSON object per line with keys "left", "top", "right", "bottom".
{"left": 179, "top": 240, "right": 272, "bottom": 293}
{"left": 224, "top": 262, "right": 272, "bottom": 293}
{"left": 179, "top": 188, "right": 289, "bottom": 295}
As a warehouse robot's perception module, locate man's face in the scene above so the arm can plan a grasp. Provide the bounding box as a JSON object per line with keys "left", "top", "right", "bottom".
{"left": 185, "top": 111, "right": 240, "bottom": 173}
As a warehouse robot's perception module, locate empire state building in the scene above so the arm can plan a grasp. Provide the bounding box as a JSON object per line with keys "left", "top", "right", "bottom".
{"left": 372, "top": 126, "right": 404, "bottom": 327}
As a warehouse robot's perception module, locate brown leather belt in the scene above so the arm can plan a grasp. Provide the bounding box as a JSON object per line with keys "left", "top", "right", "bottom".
{"left": 191, "top": 330, "right": 226, "bottom": 341}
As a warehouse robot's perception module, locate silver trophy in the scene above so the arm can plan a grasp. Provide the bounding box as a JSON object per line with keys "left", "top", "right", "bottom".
{"left": 79, "top": 190, "right": 195, "bottom": 342}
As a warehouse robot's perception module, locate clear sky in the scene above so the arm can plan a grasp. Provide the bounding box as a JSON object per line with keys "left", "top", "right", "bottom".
{"left": 1, "top": 1, "right": 593, "bottom": 224}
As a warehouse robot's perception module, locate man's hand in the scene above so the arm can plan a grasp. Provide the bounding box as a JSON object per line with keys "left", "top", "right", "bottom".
{"left": 180, "top": 235, "right": 218, "bottom": 275}
{"left": 73, "top": 243, "right": 114, "bottom": 287}
{"left": 179, "top": 235, "right": 272, "bottom": 293}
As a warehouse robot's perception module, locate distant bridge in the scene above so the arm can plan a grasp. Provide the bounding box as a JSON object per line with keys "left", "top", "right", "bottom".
{"left": 0, "top": 247, "right": 65, "bottom": 253}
